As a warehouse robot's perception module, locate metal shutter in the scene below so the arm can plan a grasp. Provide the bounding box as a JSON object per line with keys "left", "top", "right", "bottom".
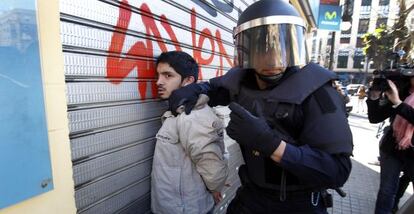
{"left": 59, "top": 0, "right": 253, "bottom": 213}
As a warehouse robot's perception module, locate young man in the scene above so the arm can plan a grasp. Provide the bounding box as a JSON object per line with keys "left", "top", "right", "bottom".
{"left": 151, "top": 51, "right": 228, "bottom": 214}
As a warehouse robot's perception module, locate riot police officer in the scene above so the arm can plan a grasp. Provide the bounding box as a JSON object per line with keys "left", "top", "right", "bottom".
{"left": 168, "top": 0, "right": 353, "bottom": 213}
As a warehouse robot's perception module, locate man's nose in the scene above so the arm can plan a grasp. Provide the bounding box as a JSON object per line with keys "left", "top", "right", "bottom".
{"left": 156, "top": 77, "right": 163, "bottom": 86}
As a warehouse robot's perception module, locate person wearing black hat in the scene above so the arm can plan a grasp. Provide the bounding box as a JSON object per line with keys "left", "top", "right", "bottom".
{"left": 367, "top": 71, "right": 414, "bottom": 214}
{"left": 168, "top": 0, "right": 353, "bottom": 213}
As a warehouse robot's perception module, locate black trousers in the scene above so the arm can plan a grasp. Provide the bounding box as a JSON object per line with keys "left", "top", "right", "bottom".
{"left": 227, "top": 185, "right": 328, "bottom": 214}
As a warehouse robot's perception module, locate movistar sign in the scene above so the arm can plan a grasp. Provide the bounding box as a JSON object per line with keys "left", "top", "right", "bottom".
{"left": 318, "top": 4, "right": 342, "bottom": 31}
{"left": 325, "top": 11, "right": 337, "bottom": 20}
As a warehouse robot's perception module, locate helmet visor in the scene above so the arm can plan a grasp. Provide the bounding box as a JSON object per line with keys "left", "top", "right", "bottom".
{"left": 234, "top": 24, "right": 306, "bottom": 71}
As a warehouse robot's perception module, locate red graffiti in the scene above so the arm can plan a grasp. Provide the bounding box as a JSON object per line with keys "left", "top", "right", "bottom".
{"left": 106, "top": 0, "right": 233, "bottom": 99}
{"left": 215, "top": 30, "right": 234, "bottom": 76}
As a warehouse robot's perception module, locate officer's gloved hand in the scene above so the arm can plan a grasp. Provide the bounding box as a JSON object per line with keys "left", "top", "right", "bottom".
{"left": 168, "top": 82, "right": 210, "bottom": 116}
{"left": 226, "top": 102, "right": 281, "bottom": 157}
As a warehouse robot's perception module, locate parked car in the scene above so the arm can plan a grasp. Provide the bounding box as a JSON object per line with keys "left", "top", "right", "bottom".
{"left": 346, "top": 84, "right": 364, "bottom": 96}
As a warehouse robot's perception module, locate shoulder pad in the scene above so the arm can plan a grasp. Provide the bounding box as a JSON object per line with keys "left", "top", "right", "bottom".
{"left": 265, "top": 63, "right": 337, "bottom": 104}
{"left": 313, "top": 85, "right": 337, "bottom": 114}
{"left": 209, "top": 67, "right": 247, "bottom": 94}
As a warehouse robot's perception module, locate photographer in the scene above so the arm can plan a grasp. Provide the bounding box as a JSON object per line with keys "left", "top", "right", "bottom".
{"left": 367, "top": 71, "right": 414, "bottom": 214}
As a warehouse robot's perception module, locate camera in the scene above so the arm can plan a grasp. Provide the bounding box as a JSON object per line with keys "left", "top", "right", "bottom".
{"left": 371, "top": 70, "right": 399, "bottom": 92}
{"left": 371, "top": 68, "right": 414, "bottom": 92}
{"left": 371, "top": 52, "right": 414, "bottom": 92}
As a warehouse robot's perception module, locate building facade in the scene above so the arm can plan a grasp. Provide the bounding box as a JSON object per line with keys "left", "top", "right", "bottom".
{"left": 311, "top": 0, "right": 401, "bottom": 85}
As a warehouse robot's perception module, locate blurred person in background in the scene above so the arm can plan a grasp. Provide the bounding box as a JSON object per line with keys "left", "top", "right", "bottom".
{"left": 357, "top": 85, "right": 367, "bottom": 113}
{"left": 334, "top": 83, "right": 351, "bottom": 117}
{"left": 367, "top": 72, "right": 414, "bottom": 214}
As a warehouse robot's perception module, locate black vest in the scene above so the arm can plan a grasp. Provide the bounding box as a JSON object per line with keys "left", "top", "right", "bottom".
{"left": 225, "top": 63, "right": 353, "bottom": 191}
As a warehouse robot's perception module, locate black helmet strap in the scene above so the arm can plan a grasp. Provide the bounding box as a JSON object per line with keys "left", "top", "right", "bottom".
{"left": 256, "top": 72, "right": 285, "bottom": 87}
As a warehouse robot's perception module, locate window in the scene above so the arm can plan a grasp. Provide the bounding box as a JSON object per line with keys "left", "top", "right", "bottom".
{"left": 353, "top": 55, "right": 364, "bottom": 68}
{"left": 361, "top": 0, "right": 372, "bottom": 6}
{"left": 376, "top": 18, "right": 387, "bottom": 28}
{"left": 337, "top": 56, "right": 349, "bottom": 68}
{"left": 358, "top": 19, "right": 370, "bottom": 33}
{"left": 356, "top": 38, "right": 364, "bottom": 47}
{"left": 341, "top": 28, "right": 352, "bottom": 34}
{"left": 340, "top": 37, "right": 350, "bottom": 43}
{"left": 379, "top": 0, "right": 389, "bottom": 5}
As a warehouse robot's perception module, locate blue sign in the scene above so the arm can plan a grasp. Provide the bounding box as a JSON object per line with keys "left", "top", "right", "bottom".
{"left": 0, "top": 0, "right": 53, "bottom": 209}
{"left": 318, "top": 4, "right": 342, "bottom": 31}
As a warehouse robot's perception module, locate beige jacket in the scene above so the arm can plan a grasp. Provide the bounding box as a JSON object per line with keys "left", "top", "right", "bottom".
{"left": 151, "top": 95, "right": 228, "bottom": 214}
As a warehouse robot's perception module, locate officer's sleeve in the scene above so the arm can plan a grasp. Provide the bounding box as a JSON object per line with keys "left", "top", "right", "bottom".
{"left": 207, "top": 67, "right": 246, "bottom": 107}
{"left": 207, "top": 86, "right": 231, "bottom": 107}
{"left": 279, "top": 85, "right": 353, "bottom": 188}
{"left": 280, "top": 145, "right": 351, "bottom": 188}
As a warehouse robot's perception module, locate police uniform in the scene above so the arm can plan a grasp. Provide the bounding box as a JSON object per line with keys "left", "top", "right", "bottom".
{"left": 168, "top": 0, "right": 354, "bottom": 212}
{"left": 208, "top": 64, "right": 353, "bottom": 213}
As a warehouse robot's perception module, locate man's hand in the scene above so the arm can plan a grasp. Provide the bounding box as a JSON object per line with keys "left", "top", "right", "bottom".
{"left": 226, "top": 102, "right": 281, "bottom": 157}
{"left": 385, "top": 80, "right": 402, "bottom": 106}
{"left": 168, "top": 83, "right": 209, "bottom": 115}
{"left": 212, "top": 191, "right": 223, "bottom": 204}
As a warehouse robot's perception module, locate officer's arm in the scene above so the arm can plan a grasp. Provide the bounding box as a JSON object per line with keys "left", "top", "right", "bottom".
{"left": 271, "top": 85, "right": 353, "bottom": 188}
{"left": 207, "top": 86, "right": 231, "bottom": 107}
{"left": 168, "top": 81, "right": 231, "bottom": 116}
{"left": 271, "top": 143, "right": 351, "bottom": 188}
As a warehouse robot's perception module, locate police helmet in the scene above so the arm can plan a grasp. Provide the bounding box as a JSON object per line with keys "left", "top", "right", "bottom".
{"left": 234, "top": 0, "right": 306, "bottom": 72}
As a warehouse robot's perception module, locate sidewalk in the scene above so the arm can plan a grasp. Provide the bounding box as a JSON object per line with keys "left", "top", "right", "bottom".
{"left": 328, "top": 159, "right": 380, "bottom": 213}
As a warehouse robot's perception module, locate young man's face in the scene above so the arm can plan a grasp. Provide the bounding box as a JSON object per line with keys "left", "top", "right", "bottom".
{"left": 156, "top": 62, "right": 191, "bottom": 99}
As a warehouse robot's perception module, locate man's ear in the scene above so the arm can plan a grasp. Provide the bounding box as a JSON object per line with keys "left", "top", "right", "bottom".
{"left": 181, "top": 76, "right": 195, "bottom": 87}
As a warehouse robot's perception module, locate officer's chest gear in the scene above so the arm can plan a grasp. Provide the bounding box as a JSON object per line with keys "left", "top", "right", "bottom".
{"left": 227, "top": 63, "right": 353, "bottom": 192}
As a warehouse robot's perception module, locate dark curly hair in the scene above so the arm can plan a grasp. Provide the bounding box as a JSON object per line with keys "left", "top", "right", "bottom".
{"left": 156, "top": 51, "right": 199, "bottom": 81}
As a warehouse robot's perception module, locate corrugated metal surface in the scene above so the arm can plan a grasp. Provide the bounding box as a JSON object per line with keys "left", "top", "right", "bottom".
{"left": 59, "top": 0, "right": 252, "bottom": 213}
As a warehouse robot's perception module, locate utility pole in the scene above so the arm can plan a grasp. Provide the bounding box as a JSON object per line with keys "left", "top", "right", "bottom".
{"left": 329, "top": 31, "right": 336, "bottom": 71}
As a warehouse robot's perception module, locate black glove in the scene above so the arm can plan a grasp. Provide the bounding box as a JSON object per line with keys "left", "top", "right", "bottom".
{"left": 226, "top": 102, "right": 281, "bottom": 157}
{"left": 168, "top": 82, "right": 210, "bottom": 115}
